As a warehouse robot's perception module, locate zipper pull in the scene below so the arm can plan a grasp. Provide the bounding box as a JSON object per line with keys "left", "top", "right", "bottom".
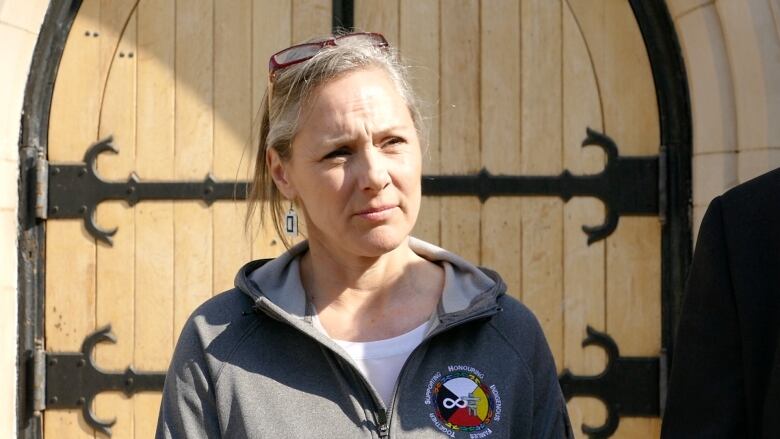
{"left": 377, "top": 408, "right": 389, "bottom": 438}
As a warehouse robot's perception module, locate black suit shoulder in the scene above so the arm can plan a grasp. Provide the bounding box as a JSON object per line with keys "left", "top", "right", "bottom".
{"left": 662, "top": 168, "right": 780, "bottom": 438}
{"left": 719, "top": 167, "right": 780, "bottom": 224}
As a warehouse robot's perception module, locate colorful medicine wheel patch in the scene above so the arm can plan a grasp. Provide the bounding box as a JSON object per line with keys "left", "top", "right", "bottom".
{"left": 432, "top": 371, "right": 495, "bottom": 432}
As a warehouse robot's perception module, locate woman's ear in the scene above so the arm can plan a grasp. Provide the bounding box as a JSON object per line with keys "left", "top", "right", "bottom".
{"left": 267, "top": 148, "right": 297, "bottom": 200}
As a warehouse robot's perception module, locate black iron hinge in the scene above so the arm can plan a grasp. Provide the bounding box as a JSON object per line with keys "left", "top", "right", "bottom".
{"left": 30, "top": 327, "right": 166, "bottom": 436}
{"left": 40, "top": 128, "right": 662, "bottom": 245}
{"left": 31, "top": 151, "right": 49, "bottom": 220}
{"left": 559, "top": 327, "right": 664, "bottom": 438}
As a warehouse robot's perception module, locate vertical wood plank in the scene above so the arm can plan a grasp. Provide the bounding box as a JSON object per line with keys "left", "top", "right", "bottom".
{"left": 400, "top": 0, "right": 440, "bottom": 245}
{"left": 354, "top": 0, "right": 399, "bottom": 45}
{"left": 251, "top": 0, "right": 292, "bottom": 259}
{"left": 174, "top": 0, "right": 214, "bottom": 336}
{"left": 44, "top": 222, "right": 97, "bottom": 439}
{"left": 520, "top": 0, "right": 564, "bottom": 364}
{"left": 134, "top": 0, "right": 176, "bottom": 435}
{"left": 45, "top": 0, "right": 101, "bottom": 436}
{"left": 603, "top": 2, "right": 661, "bottom": 436}
{"left": 440, "top": 0, "right": 480, "bottom": 263}
{"left": 561, "top": 2, "right": 608, "bottom": 433}
{"left": 480, "top": 0, "right": 522, "bottom": 300}
{"left": 569, "top": 0, "right": 662, "bottom": 435}
{"left": 97, "top": 0, "right": 138, "bottom": 84}
{"left": 94, "top": 8, "right": 137, "bottom": 438}
{"left": 214, "top": 0, "right": 253, "bottom": 293}
{"left": 292, "top": 0, "right": 330, "bottom": 42}
{"left": 48, "top": 0, "right": 101, "bottom": 162}
{"left": 607, "top": 217, "right": 661, "bottom": 438}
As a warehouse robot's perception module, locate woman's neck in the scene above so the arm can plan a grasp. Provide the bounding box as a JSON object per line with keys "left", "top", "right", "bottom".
{"left": 300, "top": 237, "right": 416, "bottom": 308}
{"left": 299, "top": 237, "right": 443, "bottom": 341}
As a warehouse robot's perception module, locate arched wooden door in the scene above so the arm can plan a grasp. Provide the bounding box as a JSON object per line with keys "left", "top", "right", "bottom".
{"left": 20, "top": 0, "right": 690, "bottom": 438}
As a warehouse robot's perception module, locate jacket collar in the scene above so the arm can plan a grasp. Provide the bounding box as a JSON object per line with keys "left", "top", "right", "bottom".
{"left": 234, "top": 237, "right": 506, "bottom": 327}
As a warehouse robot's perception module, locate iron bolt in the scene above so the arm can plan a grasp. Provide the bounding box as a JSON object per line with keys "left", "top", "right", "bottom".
{"left": 48, "top": 358, "right": 57, "bottom": 366}
{"left": 77, "top": 359, "right": 86, "bottom": 367}
{"left": 50, "top": 206, "right": 59, "bottom": 214}
{"left": 49, "top": 396, "right": 58, "bottom": 404}
{"left": 79, "top": 206, "right": 87, "bottom": 214}
{"left": 77, "top": 397, "right": 85, "bottom": 405}
{"left": 125, "top": 377, "right": 134, "bottom": 387}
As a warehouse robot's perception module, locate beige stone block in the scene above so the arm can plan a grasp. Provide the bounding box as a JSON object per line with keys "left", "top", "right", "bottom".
{"left": 675, "top": 6, "right": 736, "bottom": 155}
{"left": 0, "top": 0, "right": 48, "bottom": 34}
{"left": 737, "top": 147, "right": 780, "bottom": 183}
{"left": 0, "top": 159, "right": 18, "bottom": 210}
{"left": 0, "top": 283, "right": 17, "bottom": 438}
{"left": 716, "top": 0, "right": 780, "bottom": 150}
{"left": 0, "top": 209, "right": 17, "bottom": 290}
{"left": 692, "top": 151, "right": 738, "bottom": 206}
{"left": 0, "top": 23, "right": 36, "bottom": 162}
{"left": 667, "top": 0, "right": 713, "bottom": 19}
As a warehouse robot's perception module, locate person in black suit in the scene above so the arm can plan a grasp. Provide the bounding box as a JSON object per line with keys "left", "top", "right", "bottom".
{"left": 662, "top": 167, "right": 780, "bottom": 438}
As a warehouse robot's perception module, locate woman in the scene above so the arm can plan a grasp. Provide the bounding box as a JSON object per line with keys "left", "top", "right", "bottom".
{"left": 157, "top": 32, "right": 572, "bottom": 438}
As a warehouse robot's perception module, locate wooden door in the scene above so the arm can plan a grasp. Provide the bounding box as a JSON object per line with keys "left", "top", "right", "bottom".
{"left": 353, "top": 1, "right": 661, "bottom": 435}
{"left": 42, "top": 0, "right": 662, "bottom": 437}
{"left": 45, "top": 0, "right": 330, "bottom": 437}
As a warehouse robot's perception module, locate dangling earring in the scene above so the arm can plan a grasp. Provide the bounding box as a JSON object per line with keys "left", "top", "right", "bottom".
{"left": 285, "top": 201, "right": 298, "bottom": 237}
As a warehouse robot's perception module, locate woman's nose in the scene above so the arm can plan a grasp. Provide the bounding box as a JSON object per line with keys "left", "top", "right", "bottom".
{"left": 357, "top": 147, "right": 390, "bottom": 192}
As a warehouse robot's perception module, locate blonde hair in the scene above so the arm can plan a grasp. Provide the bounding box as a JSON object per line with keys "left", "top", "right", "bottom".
{"left": 247, "top": 34, "right": 424, "bottom": 248}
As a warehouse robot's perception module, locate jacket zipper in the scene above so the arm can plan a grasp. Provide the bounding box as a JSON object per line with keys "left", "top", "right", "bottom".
{"left": 255, "top": 299, "right": 500, "bottom": 438}
{"left": 377, "top": 408, "right": 389, "bottom": 438}
{"left": 333, "top": 352, "right": 390, "bottom": 438}
{"left": 256, "top": 300, "right": 389, "bottom": 437}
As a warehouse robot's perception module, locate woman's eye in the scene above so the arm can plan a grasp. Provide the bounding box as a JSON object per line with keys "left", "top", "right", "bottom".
{"left": 384, "top": 137, "right": 405, "bottom": 147}
{"left": 323, "top": 147, "right": 350, "bottom": 159}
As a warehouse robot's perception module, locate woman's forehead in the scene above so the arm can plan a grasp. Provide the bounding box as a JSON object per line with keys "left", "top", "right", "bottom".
{"left": 301, "top": 68, "right": 414, "bottom": 136}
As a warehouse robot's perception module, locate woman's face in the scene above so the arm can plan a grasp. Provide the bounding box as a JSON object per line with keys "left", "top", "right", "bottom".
{"left": 269, "top": 67, "right": 422, "bottom": 258}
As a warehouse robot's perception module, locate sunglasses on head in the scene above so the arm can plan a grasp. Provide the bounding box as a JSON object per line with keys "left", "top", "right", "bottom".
{"left": 266, "top": 32, "right": 389, "bottom": 110}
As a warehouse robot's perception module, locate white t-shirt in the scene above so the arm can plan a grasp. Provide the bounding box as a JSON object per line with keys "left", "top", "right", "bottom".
{"left": 312, "top": 314, "right": 430, "bottom": 406}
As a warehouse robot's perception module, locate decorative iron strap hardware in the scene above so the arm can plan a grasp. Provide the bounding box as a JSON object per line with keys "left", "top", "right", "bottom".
{"left": 43, "top": 326, "right": 166, "bottom": 436}
{"left": 38, "top": 325, "right": 659, "bottom": 437}
{"left": 559, "top": 326, "right": 660, "bottom": 439}
{"left": 45, "top": 128, "right": 659, "bottom": 245}
{"left": 46, "top": 138, "right": 248, "bottom": 244}
{"left": 421, "top": 128, "right": 659, "bottom": 243}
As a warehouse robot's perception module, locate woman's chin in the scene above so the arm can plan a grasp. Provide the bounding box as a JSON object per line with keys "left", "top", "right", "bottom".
{"left": 350, "top": 229, "right": 410, "bottom": 257}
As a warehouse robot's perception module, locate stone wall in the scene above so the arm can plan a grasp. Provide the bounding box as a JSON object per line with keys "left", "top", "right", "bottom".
{"left": 669, "top": 0, "right": 780, "bottom": 237}
{"left": 0, "top": 1, "right": 48, "bottom": 437}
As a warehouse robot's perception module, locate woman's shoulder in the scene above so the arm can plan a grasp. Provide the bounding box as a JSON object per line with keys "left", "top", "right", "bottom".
{"left": 173, "top": 288, "right": 260, "bottom": 356}
{"left": 188, "top": 288, "right": 255, "bottom": 327}
{"left": 488, "top": 294, "right": 555, "bottom": 363}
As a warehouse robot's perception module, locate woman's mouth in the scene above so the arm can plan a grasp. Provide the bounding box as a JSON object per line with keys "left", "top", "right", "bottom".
{"left": 355, "top": 205, "right": 397, "bottom": 221}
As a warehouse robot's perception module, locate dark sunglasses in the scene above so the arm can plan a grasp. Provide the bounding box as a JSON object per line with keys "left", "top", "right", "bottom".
{"left": 265, "top": 32, "right": 389, "bottom": 112}
{"left": 268, "top": 32, "right": 389, "bottom": 80}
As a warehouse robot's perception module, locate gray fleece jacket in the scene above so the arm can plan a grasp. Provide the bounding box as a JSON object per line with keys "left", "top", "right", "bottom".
{"left": 156, "top": 238, "right": 572, "bottom": 438}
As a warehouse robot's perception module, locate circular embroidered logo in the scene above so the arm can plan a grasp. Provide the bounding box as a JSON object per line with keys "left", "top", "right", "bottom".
{"left": 432, "top": 371, "right": 495, "bottom": 432}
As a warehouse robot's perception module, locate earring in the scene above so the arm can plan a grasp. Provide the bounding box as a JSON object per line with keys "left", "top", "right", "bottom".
{"left": 285, "top": 201, "right": 298, "bottom": 237}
